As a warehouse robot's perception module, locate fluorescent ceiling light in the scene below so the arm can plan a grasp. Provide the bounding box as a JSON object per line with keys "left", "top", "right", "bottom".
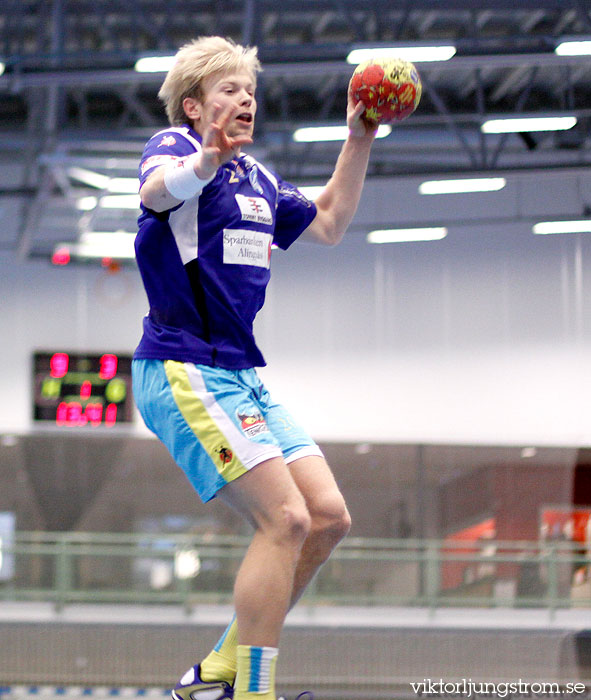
{"left": 0, "top": 62, "right": 5, "bottom": 77}
{"left": 419, "top": 177, "right": 506, "bottom": 195}
{"left": 107, "top": 178, "right": 138, "bottom": 194}
{"left": 68, "top": 168, "right": 138, "bottom": 193}
{"left": 367, "top": 227, "right": 448, "bottom": 243}
{"left": 68, "top": 167, "right": 109, "bottom": 189}
{"left": 347, "top": 45, "right": 456, "bottom": 64}
{"left": 76, "top": 196, "right": 98, "bottom": 211}
{"left": 100, "top": 194, "right": 141, "bottom": 209}
{"left": 293, "top": 124, "right": 391, "bottom": 142}
{"left": 533, "top": 220, "right": 591, "bottom": 235}
{"left": 76, "top": 194, "right": 140, "bottom": 210}
{"left": 555, "top": 40, "right": 591, "bottom": 56}
{"left": 481, "top": 116, "right": 577, "bottom": 133}
{"left": 135, "top": 55, "right": 176, "bottom": 72}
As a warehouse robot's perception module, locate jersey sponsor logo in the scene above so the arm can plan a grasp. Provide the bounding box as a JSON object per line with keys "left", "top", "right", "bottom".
{"left": 238, "top": 411, "right": 269, "bottom": 438}
{"left": 140, "top": 154, "right": 179, "bottom": 175}
{"left": 158, "top": 135, "right": 177, "bottom": 147}
{"left": 223, "top": 228, "right": 272, "bottom": 269}
{"left": 235, "top": 194, "right": 273, "bottom": 226}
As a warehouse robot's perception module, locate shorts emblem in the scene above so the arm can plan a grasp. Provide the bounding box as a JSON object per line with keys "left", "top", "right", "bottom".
{"left": 216, "top": 446, "right": 234, "bottom": 464}
{"left": 238, "top": 411, "right": 269, "bottom": 438}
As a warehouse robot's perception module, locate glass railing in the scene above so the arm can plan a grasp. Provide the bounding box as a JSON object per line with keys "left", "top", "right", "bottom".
{"left": 1, "top": 532, "right": 590, "bottom": 611}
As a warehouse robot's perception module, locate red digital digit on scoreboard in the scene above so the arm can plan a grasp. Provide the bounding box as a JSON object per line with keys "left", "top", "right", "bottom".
{"left": 56, "top": 401, "right": 84, "bottom": 426}
{"left": 105, "top": 403, "right": 118, "bottom": 426}
{"left": 50, "top": 352, "right": 69, "bottom": 378}
{"left": 85, "top": 403, "right": 103, "bottom": 426}
{"left": 99, "top": 354, "right": 118, "bottom": 380}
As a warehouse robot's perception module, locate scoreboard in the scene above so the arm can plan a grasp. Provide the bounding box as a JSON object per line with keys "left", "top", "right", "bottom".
{"left": 33, "top": 351, "right": 134, "bottom": 426}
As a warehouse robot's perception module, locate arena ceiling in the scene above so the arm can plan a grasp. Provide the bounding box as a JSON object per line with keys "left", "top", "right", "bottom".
{"left": 2, "top": 0, "right": 591, "bottom": 260}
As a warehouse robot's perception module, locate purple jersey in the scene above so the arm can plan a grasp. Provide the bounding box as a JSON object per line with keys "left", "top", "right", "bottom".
{"left": 134, "top": 125, "right": 317, "bottom": 369}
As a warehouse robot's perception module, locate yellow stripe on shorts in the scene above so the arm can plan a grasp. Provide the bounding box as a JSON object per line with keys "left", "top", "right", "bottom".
{"left": 163, "top": 360, "right": 249, "bottom": 483}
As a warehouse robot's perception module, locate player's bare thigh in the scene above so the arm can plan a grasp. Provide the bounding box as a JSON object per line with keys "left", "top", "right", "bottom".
{"left": 218, "top": 455, "right": 310, "bottom": 534}
{"left": 288, "top": 455, "right": 351, "bottom": 534}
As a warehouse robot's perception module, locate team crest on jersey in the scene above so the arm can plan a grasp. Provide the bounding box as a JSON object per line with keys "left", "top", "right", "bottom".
{"left": 158, "top": 135, "right": 177, "bottom": 147}
{"left": 249, "top": 165, "right": 264, "bottom": 194}
{"left": 235, "top": 194, "right": 273, "bottom": 226}
{"left": 238, "top": 412, "right": 269, "bottom": 438}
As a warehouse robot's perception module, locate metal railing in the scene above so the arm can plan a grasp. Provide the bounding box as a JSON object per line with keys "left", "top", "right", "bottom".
{"left": 1, "top": 531, "right": 590, "bottom": 612}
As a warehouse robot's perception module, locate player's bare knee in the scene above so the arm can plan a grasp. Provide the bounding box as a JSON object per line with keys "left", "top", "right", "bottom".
{"left": 280, "top": 500, "right": 312, "bottom": 548}
{"left": 335, "top": 504, "right": 352, "bottom": 541}
{"left": 324, "top": 505, "right": 351, "bottom": 547}
{"left": 312, "top": 495, "right": 351, "bottom": 548}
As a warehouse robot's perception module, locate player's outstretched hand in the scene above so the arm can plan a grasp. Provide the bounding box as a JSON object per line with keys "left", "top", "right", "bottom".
{"left": 196, "top": 102, "right": 253, "bottom": 179}
{"left": 346, "top": 89, "right": 377, "bottom": 141}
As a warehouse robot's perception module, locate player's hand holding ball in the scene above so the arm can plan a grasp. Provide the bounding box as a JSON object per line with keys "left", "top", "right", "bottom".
{"left": 349, "top": 57, "right": 422, "bottom": 127}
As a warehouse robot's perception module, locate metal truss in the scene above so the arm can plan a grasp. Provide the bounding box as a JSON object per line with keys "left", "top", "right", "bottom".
{"left": 2, "top": 0, "right": 591, "bottom": 257}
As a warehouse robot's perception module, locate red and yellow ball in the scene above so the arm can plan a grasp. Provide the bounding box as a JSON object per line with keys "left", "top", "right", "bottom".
{"left": 349, "top": 57, "right": 422, "bottom": 125}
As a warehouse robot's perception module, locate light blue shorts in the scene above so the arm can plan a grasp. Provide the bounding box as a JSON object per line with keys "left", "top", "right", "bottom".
{"left": 132, "top": 359, "right": 322, "bottom": 502}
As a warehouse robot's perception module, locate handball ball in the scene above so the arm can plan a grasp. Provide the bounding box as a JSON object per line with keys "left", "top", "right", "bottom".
{"left": 349, "top": 57, "right": 422, "bottom": 125}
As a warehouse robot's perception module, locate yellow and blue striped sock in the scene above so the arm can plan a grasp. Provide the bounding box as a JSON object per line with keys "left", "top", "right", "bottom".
{"left": 235, "top": 644, "right": 278, "bottom": 699}
{"left": 200, "top": 615, "right": 238, "bottom": 684}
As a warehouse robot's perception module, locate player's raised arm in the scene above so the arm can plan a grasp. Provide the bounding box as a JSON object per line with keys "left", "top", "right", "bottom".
{"left": 302, "top": 57, "right": 421, "bottom": 246}
{"left": 301, "top": 95, "right": 376, "bottom": 246}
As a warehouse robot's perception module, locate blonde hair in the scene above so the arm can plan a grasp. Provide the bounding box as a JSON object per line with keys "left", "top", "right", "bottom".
{"left": 158, "top": 36, "right": 262, "bottom": 126}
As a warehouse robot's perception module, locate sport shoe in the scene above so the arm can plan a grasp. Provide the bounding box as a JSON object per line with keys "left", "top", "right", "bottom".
{"left": 172, "top": 664, "right": 234, "bottom": 700}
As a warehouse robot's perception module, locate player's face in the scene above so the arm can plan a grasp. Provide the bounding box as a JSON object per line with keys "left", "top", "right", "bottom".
{"left": 197, "top": 70, "right": 257, "bottom": 140}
